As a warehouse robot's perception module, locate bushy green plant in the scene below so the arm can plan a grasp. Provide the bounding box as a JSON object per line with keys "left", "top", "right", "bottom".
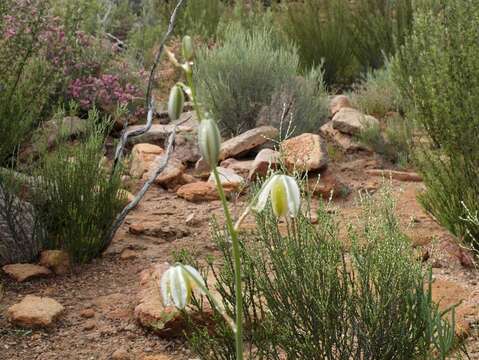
{"left": 32, "top": 109, "right": 124, "bottom": 263}
{"left": 258, "top": 67, "right": 329, "bottom": 136}
{"left": 393, "top": 0, "right": 479, "bottom": 252}
{"left": 351, "top": 58, "right": 402, "bottom": 118}
{"left": 180, "top": 188, "right": 461, "bottom": 359}
{"left": 348, "top": 0, "right": 413, "bottom": 70}
{"left": 195, "top": 24, "right": 300, "bottom": 136}
{"left": 282, "top": 0, "right": 356, "bottom": 87}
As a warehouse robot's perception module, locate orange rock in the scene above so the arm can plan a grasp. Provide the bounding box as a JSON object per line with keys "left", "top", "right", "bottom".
{"left": 177, "top": 182, "right": 234, "bottom": 202}
{"left": 39, "top": 250, "right": 70, "bottom": 275}
{"left": 308, "top": 170, "right": 349, "bottom": 200}
{"left": 3, "top": 263, "right": 51, "bottom": 282}
{"left": 248, "top": 148, "right": 280, "bottom": 181}
{"left": 130, "top": 143, "right": 164, "bottom": 178}
{"left": 330, "top": 95, "right": 352, "bottom": 116}
{"left": 8, "top": 295, "right": 64, "bottom": 328}
{"left": 365, "top": 169, "right": 422, "bottom": 182}
{"left": 281, "top": 133, "right": 328, "bottom": 172}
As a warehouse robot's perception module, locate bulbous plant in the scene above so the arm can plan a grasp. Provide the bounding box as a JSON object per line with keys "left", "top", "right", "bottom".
{"left": 161, "top": 35, "right": 302, "bottom": 360}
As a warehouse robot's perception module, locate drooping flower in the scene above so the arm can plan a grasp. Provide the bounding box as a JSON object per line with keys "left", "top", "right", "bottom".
{"left": 198, "top": 117, "right": 221, "bottom": 170}
{"left": 168, "top": 84, "right": 185, "bottom": 121}
{"left": 160, "top": 264, "right": 205, "bottom": 309}
{"left": 181, "top": 35, "right": 195, "bottom": 61}
{"left": 254, "top": 174, "right": 301, "bottom": 218}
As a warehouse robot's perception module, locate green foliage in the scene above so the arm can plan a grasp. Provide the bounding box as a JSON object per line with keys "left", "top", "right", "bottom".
{"left": 282, "top": 0, "right": 356, "bottom": 87}
{"left": 351, "top": 58, "right": 402, "bottom": 118}
{"left": 394, "top": 0, "right": 479, "bottom": 252}
{"left": 356, "top": 115, "right": 411, "bottom": 165}
{"left": 181, "top": 188, "right": 461, "bottom": 359}
{"left": 32, "top": 109, "right": 123, "bottom": 264}
{"left": 195, "top": 24, "right": 301, "bottom": 136}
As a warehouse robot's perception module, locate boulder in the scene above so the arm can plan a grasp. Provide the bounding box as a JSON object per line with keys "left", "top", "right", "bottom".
{"left": 248, "top": 148, "right": 280, "bottom": 181}
{"left": 220, "top": 158, "right": 254, "bottom": 178}
{"left": 332, "top": 107, "right": 379, "bottom": 135}
{"left": 219, "top": 126, "right": 278, "bottom": 161}
{"left": 330, "top": 95, "right": 352, "bottom": 116}
{"left": 308, "top": 170, "right": 349, "bottom": 200}
{"left": 176, "top": 182, "right": 222, "bottom": 202}
{"left": 208, "top": 167, "right": 244, "bottom": 191}
{"left": 320, "top": 121, "right": 368, "bottom": 153}
{"left": 281, "top": 133, "right": 328, "bottom": 172}
{"left": 7, "top": 295, "right": 64, "bottom": 328}
{"left": 145, "top": 156, "right": 186, "bottom": 188}
{"left": 3, "top": 263, "right": 51, "bottom": 282}
{"left": 134, "top": 263, "right": 212, "bottom": 338}
{"left": 129, "top": 143, "right": 164, "bottom": 178}
{"left": 38, "top": 250, "right": 70, "bottom": 275}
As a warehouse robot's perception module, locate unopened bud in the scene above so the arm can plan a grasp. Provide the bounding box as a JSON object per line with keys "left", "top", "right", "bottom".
{"left": 182, "top": 35, "right": 195, "bottom": 61}
{"left": 168, "top": 85, "right": 184, "bottom": 121}
{"left": 198, "top": 118, "right": 221, "bottom": 170}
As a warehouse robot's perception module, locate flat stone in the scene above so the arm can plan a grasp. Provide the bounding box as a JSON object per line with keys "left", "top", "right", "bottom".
{"left": 365, "top": 169, "right": 422, "bottom": 182}
{"left": 219, "top": 126, "right": 278, "bottom": 160}
{"left": 120, "top": 249, "right": 138, "bottom": 260}
{"left": 7, "top": 295, "right": 64, "bottom": 328}
{"left": 220, "top": 158, "right": 254, "bottom": 178}
{"left": 3, "top": 263, "right": 51, "bottom": 282}
{"left": 330, "top": 95, "right": 352, "bottom": 116}
{"left": 130, "top": 143, "right": 164, "bottom": 178}
{"left": 281, "top": 133, "right": 328, "bottom": 172}
{"left": 126, "top": 124, "right": 194, "bottom": 145}
{"left": 332, "top": 107, "right": 379, "bottom": 135}
{"left": 145, "top": 156, "right": 186, "bottom": 188}
{"left": 177, "top": 182, "right": 223, "bottom": 202}
{"left": 248, "top": 148, "right": 280, "bottom": 181}
{"left": 38, "top": 250, "right": 70, "bottom": 275}
{"left": 208, "top": 167, "right": 244, "bottom": 191}
{"left": 80, "top": 308, "right": 95, "bottom": 319}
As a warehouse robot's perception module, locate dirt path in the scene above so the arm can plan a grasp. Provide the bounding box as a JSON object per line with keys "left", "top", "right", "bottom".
{"left": 1, "top": 155, "right": 478, "bottom": 360}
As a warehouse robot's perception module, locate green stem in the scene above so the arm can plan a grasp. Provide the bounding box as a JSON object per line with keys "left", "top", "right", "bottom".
{"left": 212, "top": 167, "right": 244, "bottom": 360}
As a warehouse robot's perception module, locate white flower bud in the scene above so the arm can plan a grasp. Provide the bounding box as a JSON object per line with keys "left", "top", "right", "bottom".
{"left": 254, "top": 174, "right": 301, "bottom": 218}
{"left": 182, "top": 35, "right": 195, "bottom": 61}
{"left": 160, "top": 264, "right": 206, "bottom": 309}
{"left": 168, "top": 84, "right": 184, "bottom": 121}
{"left": 198, "top": 118, "right": 221, "bottom": 170}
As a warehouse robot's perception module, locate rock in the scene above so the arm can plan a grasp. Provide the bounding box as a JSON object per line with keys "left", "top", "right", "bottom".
{"left": 3, "top": 263, "right": 51, "bottom": 282}
{"left": 41, "top": 116, "right": 87, "bottom": 149}
{"left": 83, "top": 320, "right": 96, "bottom": 331}
{"left": 248, "top": 148, "right": 280, "bottom": 181}
{"left": 145, "top": 156, "right": 186, "bottom": 188}
{"left": 112, "top": 348, "right": 130, "bottom": 360}
{"left": 308, "top": 170, "right": 349, "bottom": 200}
{"left": 220, "top": 158, "right": 254, "bottom": 178}
{"left": 80, "top": 308, "right": 95, "bottom": 319}
{"left": 7, "top": 295, "right": 64, "bottom": 328}
{"left": 130, "top": 143, "right": 164, "bottom": 178}
{"left": 208, "top": 167, "right": 244, "bottom": 191}
{"left": 219, "top": 126, "right": 278, "bottom": 161}
{"left": 141, "top": 355, "right": 172, "bottom": 360}
{"left": 38, "top": 250, "right": 70, "bottom": 275}
{"left": 332, "top": 107, "right": 379, "bottom": 135}
{"left": 134, "top": 264, "right": 213, "bottom": 338}
{"left": 120, "top": 249, "right": 138, "bottom": 260}
{"left": 320, "top": 121, "right": 368, "bottom": 153}
{"left": 177, "top": 182, "right": 225, "bottom": 202}
{"left": 126, "top": 124, "right": 195, "bottom": 145}
{"left": 172, "top": 133, "right": 201, "bottom": 163}
{"left": 365, "top": 169, "right": 422, "bottom": 182}
{"left": 281, "top": 133, "right": 328, "bottom": 172}
{"left": 129, "top": 223, "right": 146, "bottom": 235}
{"left": 330, "top": 95, "right": 352, "bottom": 116}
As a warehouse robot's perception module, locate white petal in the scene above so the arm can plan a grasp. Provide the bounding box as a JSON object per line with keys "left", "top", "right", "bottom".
{"left": 183, "top": 265, "right": 205, "bottom": 290}
{"left": 254, "top": 175, "right": 279, "bottom": 212}
{"left": 170, "top": 266, "right": 188, "bottom": 309}
{"left": 160, "top": 268, "right": 172, "bottom": 306}
{"left": 282, "top": 175, "right": 301, "bottom": 218}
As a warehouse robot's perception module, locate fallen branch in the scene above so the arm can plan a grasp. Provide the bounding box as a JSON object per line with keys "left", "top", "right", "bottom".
{"left": 104, "top": 0, "right": 186, "bottom": 247}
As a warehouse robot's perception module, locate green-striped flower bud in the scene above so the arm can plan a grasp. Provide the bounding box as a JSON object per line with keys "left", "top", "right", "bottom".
{"left": 168, "top": 84, "right": 184, "bottom": 121}
{"left": 181, "top": 35, "right": 195, "bottom": 61}
{"left": 198, "top": 118, "right": 221, "bottom": 170}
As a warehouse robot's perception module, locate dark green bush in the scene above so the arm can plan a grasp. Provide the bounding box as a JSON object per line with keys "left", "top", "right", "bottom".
{"left": 32, "top": 110, "right": 123, "bottom": 264}
{"left": 394, "top": 0, "right": 479, "bottom": 252}
{"left": 282, "top": 0, "right": 356, "bottom": 87}
{"left": 181, "top": 188, "right": 461, "bottom": 359}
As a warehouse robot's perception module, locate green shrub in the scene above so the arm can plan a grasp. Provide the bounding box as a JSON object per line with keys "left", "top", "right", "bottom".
{"left": 257, "top": 67, "right": 329, "bottom": 136}
{"left": 180, "top": 188, "right": 461, "bottom": 359}
{"left": 282, "top": 0, "right": 357, "bottom": 87}
{"left": 351, "top": 58, "right": 402, "bottom": 118}
{"left": 393, "top": 0, "right": 479, "bottom": 252}
{"left": 348, "top": 0, "right": 413, "bottom": 70}
{"left": 195, "top": 24, "right": 300, "bottom": 136}
{"left": 32, "top": 109, "right": 123, "bottom": 263}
